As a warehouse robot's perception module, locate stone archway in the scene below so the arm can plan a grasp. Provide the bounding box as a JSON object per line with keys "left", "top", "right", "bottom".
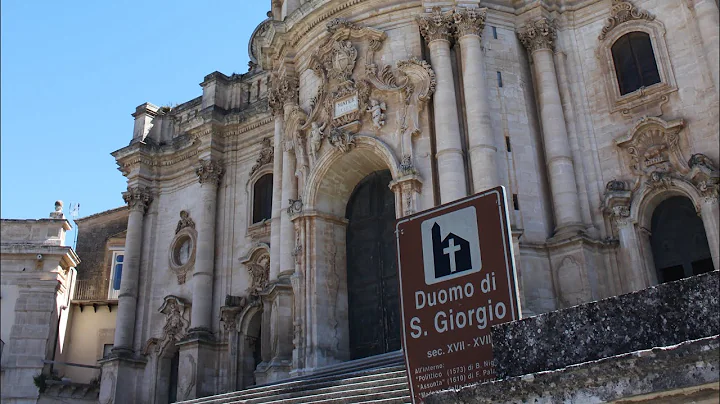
{"left": 292, "top": 135, "right": 418, "bottom": 371}
{"left": 345, "top": 169, "right": 400, "bottom": 359}
{"left": 650, "top": 196, "right": 713, "bottom": 283}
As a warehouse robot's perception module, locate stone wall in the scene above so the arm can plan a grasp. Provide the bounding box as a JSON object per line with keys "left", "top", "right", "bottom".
{"left": 73, "top": 207, "right": 128, "bottom": 290}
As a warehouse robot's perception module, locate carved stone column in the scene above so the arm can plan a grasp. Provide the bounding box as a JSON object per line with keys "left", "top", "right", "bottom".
{"left": 454, "top": 7, "right": 499, "bottom": 192}
{"left": 418, "top": 7, "right": 468, "bottom": 203}
{"left": 610, "top": 206, "right": 649, "bottom": 293}
{"left": 112, "top": 186, "right": 153, "bottom": 355}
{"left": 269, "top": 104, "right": 284, "bottom": 281}
{"left": 280, "top": 138, "right": 298, "bottom": 277}
{"left": 518, "top": 18, "right": 584, "bottom": 238}
{"left": 693, "top": 0, "right": 720, "bottom": 94}
{"left": 189, "top": 159, "right": 224, "bottom": 337}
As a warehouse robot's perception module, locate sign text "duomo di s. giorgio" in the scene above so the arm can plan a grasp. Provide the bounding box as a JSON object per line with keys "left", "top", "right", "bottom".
{"left": 395, "top": 187, "right": 521, "bottom": 403}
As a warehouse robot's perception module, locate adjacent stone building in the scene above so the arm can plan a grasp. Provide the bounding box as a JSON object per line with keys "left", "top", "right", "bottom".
{"left": 0, "top": 203, "right": 80, "bottom": 403}
{"left": 96, "top": 0, "right": 719, "bottom": 402}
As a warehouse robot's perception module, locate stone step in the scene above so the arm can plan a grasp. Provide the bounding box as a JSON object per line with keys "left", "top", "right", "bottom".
{"left": 180, "top": 364, "right": 409, "bottom": 404}
{"left": 241, "top": 381, "right": 409, "bottom": 404}
{"left": 238, "top": 383, "right": 410, "bottom": 404}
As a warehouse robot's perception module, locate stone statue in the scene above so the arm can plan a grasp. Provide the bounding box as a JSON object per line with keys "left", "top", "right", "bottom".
{"left": 50, "top": 200, "right": 64, "bottom": 219}
{"left": 367, "top": 99, "right": 386, "bottom": 130}
{"left": 309, "top": 121, "right": 326, "bottom": 162}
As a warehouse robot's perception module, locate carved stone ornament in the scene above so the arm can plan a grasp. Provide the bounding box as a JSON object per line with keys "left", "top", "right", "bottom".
{"left": 123, "top": 186, "right": 153, "bottom": 213}
{"left": 417, "top": 7, "right": 454, "bottom": 43}
{"left": 250, "top": 137, "right": 274, "bottom": 176}
{"left": 328, "top": 127, "right": 356, "bottom": 153}
{"left": 325, "top": 40, "right": 358, "bottom": 82}
{"left": 196, "top": 159, "right": 224, "bottom": 185}
{"left": 175, "top": 210, "right": 195, "bottom": 234}
{"left": 615, "top": 116, "right": 687, "bottom": 188}
{"left": 143, "top": 296, "right": 190, "bottom": 357}
{"left": 308, "top": 121, "right": 326, "bottom": 163}
{"left": 688, "top": 153, "right": 720, "bottom": 203}
{"left": 453, "top": 7, "right": 487, "bottom": 38}
{"left": 268, "top": 74, "right": 299, "bottom": 116}
{"left": 606, "top": 179, "right": 629, "bottom": 192}
{"left": 366, "top": 99, "right": 386, "bottom": 130}
{"left": 598, "top": 0, "right": 655, "bottom": 40}
{"left": 518, "top": 18, "right": 557, "bottom": 53}
{"left": 287, "top": 199, "right": 303, "bottom": 215}
{"left": 245, "top": 250, "right": 270, "bottom": 296}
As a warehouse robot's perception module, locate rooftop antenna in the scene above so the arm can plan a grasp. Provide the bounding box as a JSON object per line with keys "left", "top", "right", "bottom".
{"left": 69, "top": 203, "right": 80, "bottom": 249}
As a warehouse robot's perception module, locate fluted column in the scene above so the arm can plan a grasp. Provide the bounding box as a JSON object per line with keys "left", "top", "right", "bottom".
{"left": 418, "top": 7, "right": 468, "bottom": 203}
{"left": 112, "top": 186, "right": 152, "bottom": 355}
{"left": 694, "top": 0, "right": 720, "bottom": 94}
{"left": 280, "top": 138, "right": 298, "bottom": 276}
{"left": 269, "top": 109, "right": 284, "bottom": 281}
{"left": 189, "top": 159, "right": 224, "bottom": 337}
{"left": 454, "top": 7, "right": 499, "bottom": 192}
{"left": 518, "top": 18, "right": 583, "bottom": 237}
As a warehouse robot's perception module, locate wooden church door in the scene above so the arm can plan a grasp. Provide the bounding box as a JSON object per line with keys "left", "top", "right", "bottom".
{"left": 346, "top": 169, "right": 401, "bottom": 359}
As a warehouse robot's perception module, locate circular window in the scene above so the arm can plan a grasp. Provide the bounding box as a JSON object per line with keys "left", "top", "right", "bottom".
{"left": 174, "top": 236, "right": 193, "bottom": 266}
{"left": 168, "top": 227, "right": 197, "bottom": 284}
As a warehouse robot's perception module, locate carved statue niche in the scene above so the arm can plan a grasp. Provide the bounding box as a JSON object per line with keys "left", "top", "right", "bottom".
{"left": 615, "top": 116, "right": 687, "bottom": 190}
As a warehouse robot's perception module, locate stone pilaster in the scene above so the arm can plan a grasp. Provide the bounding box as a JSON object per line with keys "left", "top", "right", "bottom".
{"left": 518, "top": 18, "right": 583, "bottom": 238}
{"left": 418, "top": 7, "right": 468, "bottom": 203}
{"left": 112, "top": 186, "right": 153, "bottom": 355}
{"left": 699, "top": 192, "right": 720, "bottom": 270}
{"left": 693, "top": 0, "right": 720, "bottom": 94}
{"left": 189, "top": 159, "right": 224, "bottom": 338}
{"left": 454, "top": 7, "right": 499, "bottom": 193}
{"left": 609, "top": 205, "right": 649, "bottom": 293}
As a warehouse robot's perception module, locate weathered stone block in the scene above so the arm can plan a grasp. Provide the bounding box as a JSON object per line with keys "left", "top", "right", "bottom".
{"left": 491, "top": 271, "right": 719, "bottom": 379}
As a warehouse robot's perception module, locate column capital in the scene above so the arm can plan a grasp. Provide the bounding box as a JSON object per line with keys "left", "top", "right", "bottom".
{"left": 122, "top": 186, "right": 153, "bottom": 213}
{"left": 417, "top": 7, "right": 454, "bottom": 43}
{"left": 195, "top": 159, "right": 224, "bottom": 186}
{"left": 610, "top": 204, "right": 632, "bottom": 227}
{"left": 453, "top": 7, "right": 487, "bottom": 39}
{"left": 268, "top": 73, "right": 299, "bottom": 116}
{"left": 518, "top": 18, "right": 557, "bottom": 53}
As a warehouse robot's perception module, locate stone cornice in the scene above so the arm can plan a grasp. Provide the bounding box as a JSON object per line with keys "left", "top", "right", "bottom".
{"left": 518, "top": 17, "right": 557, "bottom": 53}
{"left": 417, "top": 7, "right": 454, "bottom": 43}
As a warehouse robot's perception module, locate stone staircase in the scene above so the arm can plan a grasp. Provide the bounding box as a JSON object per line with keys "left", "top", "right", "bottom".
{"left": 180, "top": 352, "right": 411, "bottom": 404}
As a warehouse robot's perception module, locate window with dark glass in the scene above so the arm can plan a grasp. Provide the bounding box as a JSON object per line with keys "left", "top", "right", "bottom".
{"left": 112, "top": 253, "right": 123, "bottom": 290}
{"left": 611, "top": 32, "right": 661, "bottom": 95}
{"left": 252, "top": 173, "right": 273, "bottom": 223}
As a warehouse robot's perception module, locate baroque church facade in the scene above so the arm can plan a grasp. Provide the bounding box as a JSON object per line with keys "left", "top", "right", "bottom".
{"left": 99, "top": 0, "right": 720, "bottom": 402}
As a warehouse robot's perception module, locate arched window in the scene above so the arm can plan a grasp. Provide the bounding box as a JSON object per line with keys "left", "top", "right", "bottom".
{"left": 252, "top": 174, "right": 273, "bottom": 224}
{"left": 611, "top": 32, "right": 661, "bottom": 95}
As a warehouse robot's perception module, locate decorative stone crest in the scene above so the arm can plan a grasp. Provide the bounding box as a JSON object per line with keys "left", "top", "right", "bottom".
{"left": 366, "top": 99, "right": 386, "bottom": 130}
{"left": 518, "top": 18, "right": 557, "bottom": 53}
{"left": 175, "top": 210, "right": 195, "bottom": 234}
{"left": 196, "top": 159, "right": 224, "bottom": 185}
{"left": 328, "top": 127, "right": 356, "bottom": 153}
{"left": 250, "top": 137, "right": 274, "bottom": 176}
{"left": 123, "top": 186, "right": 153, "bottom": 213}
{"left": 453, "top": 7, "right": 487, "bottom": 38}
{"left": 598, "top": 0, "right": 655, "bottom": 40}
{"left": 417, "top": 7, "right": 454, "bottom": 43}
{"left": 615, "top": 117, "right": 687, "bottom": 187}
{"left": 325, "top": 40, "right": 358, "bottom": 82}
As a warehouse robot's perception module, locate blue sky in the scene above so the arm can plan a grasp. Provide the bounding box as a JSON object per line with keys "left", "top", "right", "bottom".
{"left": 1, "top": 1, "right": 269, "bottom": 244}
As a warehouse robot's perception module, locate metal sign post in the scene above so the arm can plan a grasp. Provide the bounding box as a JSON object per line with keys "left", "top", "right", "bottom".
{"left": 395, "top": 186, "right": 521, "bottom": 403}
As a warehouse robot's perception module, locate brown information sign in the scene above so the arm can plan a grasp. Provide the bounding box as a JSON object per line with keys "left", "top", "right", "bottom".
{"left": 395, "top": 186, "right": 521, "bottom": 403}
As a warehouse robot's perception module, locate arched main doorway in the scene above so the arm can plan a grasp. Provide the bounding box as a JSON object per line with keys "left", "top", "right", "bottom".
{"left": 345, "top": 169, "right": 401, "bottom": 359}
{"left": 651, "top": 196, "right": 713, "bottom": 283}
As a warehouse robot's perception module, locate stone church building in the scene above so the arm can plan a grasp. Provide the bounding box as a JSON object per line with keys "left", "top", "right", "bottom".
{"left": 96, "top": 0, "right": 719, "bottom": 402}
